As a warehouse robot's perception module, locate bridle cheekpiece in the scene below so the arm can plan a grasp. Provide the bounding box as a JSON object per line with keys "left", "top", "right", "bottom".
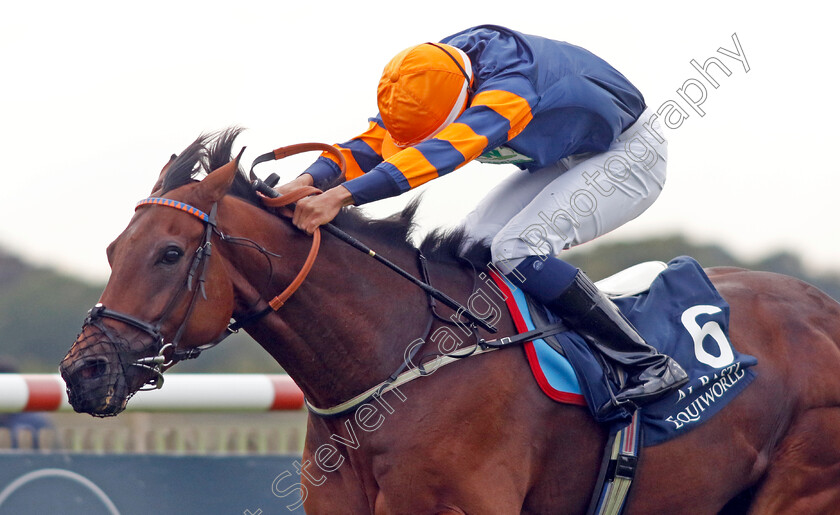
{"left": 81, "top": 196, "right": 223, "bottom": 391}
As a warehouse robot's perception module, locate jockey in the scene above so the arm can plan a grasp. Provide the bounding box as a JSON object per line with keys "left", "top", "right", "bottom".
{"left": 279, "top": 24, "right": 687, "bottom": 416}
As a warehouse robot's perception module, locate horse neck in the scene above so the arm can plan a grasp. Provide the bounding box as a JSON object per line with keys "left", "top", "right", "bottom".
{"left": 217, "top": 197, "right": 462, "bottom": 408}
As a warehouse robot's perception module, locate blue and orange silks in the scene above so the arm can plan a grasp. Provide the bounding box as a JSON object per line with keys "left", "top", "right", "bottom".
{"left": 303, "top": 24, "right": 646, "bottom": 205}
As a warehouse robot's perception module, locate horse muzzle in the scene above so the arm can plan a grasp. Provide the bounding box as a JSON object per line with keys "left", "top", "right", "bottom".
{"left": 59, "top": 322, "right": 147, "bottom": 417}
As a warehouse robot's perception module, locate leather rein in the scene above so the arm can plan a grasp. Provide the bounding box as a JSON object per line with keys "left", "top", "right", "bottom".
{"left": 80, "top": 146, "right": 333, "bottom": 391}
{"left": 84, "top": 142, "right": 520, "bottom": 400}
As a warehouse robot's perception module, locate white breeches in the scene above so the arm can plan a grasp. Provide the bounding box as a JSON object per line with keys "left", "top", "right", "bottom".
{"left": 461, "top": 108, "right": 667, "bottom": 271}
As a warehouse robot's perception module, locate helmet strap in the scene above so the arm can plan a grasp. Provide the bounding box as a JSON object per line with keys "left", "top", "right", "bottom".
{"left": 425, "top": 42, "right": 474, "bottom": 96}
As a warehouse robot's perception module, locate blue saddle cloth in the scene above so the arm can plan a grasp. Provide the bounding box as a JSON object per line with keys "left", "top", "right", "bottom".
{"left": 493, "top": 256, "right": 758, "bottom": 447}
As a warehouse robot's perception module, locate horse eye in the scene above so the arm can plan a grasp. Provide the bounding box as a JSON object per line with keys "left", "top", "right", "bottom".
{"left": 160, "top": 246, "right": 184, "bottom": 265}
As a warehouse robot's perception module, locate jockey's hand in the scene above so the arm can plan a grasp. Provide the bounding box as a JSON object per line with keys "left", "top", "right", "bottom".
{"left": 293, "top": 186, "right": 355, "bottom": 234}
{"left": 274, "top": 174, "right": 314, "bottom": 197}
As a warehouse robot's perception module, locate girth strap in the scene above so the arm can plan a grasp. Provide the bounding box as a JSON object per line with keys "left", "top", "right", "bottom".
{"left": 587, "top": 411, "right": 642, "bottom": 515}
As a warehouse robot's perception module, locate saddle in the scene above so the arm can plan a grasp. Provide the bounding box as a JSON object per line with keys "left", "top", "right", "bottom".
{"left": 526, "top": 260, "right": 669, "bottom": 350}
{"left": 491, "top": 256, "right": 758, "bottom": 446}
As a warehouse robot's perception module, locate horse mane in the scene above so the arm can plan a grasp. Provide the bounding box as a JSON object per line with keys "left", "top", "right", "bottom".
{"left": 420, "top": 224, "right": 492, "bottom": 268}
{"left": 161, "top": 129, "right": 490, "bottom": 268}
{"left": 334, "top": 198, "right": 491, "bottom": 268}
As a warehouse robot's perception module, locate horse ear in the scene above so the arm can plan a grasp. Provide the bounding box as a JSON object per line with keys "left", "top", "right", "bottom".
{"left": 198, "top": 147, "right": 246, "bottom": 202}
{"left": 150, "top": 154, "right": 178, "bottom": 195}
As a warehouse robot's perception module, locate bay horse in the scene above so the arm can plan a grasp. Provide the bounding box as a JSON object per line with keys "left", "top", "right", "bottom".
{"left": 60, "top": 129, "right": 840, "bottom": 513}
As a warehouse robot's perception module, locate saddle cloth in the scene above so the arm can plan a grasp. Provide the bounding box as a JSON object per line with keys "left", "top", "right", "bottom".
{"left": 489, "top": 256, "right": 758, "bottom": 447}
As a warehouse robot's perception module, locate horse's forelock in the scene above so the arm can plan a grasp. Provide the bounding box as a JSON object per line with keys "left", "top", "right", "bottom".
{"left": 159, "top": 128, "right": 258, "bottom": 205}
{"left": 160, "top": 136, "right": 210, "bottom": 194}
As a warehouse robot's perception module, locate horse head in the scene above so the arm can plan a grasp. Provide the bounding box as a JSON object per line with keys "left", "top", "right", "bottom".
{"left": 59, "top": 132, "right": 244, "bottom": 416}
{"left": 59, "top": 128, "right": 460, "bottom": 418}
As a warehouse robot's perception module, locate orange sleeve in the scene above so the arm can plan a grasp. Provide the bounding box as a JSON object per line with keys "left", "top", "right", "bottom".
{"left": 470, "top": 89, "right": 534, "bottom": 141}
{"left": 320, "top": 120, "right": 388, "bottom": 180}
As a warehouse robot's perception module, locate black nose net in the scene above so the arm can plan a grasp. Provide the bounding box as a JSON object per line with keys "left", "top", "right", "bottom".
{"left": 60, "top": 322, "right": 145, "bottom": 417}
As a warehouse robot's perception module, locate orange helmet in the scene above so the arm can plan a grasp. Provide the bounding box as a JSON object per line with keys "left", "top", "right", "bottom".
{"left": 378, "top": 42, "right": 473, "bottom": 156}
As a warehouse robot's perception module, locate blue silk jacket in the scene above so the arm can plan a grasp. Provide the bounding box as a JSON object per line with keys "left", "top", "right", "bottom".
{"left": 304, "top": 24, "right": 646, "bottom": 205}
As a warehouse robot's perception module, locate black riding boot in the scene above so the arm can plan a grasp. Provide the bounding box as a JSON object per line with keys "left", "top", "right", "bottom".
{"left": 547, "top": 270, "right": 688, "bottom": 416}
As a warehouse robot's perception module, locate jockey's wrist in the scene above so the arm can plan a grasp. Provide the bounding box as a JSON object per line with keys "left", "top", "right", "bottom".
{"left": 302, "top": 156, "right": 341, "bottom": 189}
{"left": 296, "top": 173, "right": 315, "bottom": 187}
{"left": 327, "top": 185, "right": 355, "bottom": 207}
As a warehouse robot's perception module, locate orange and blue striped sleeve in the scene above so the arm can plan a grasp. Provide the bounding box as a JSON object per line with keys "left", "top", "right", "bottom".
{"left": 302, "top": 119, "right": 387, "bottom": 189}
{"left": 344, "top": 76, "right": 537, "bottom": 205}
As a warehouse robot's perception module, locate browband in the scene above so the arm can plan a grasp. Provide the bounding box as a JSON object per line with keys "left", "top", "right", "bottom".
{"left": 136, "top": 197, "right": 212, "bottom": 224}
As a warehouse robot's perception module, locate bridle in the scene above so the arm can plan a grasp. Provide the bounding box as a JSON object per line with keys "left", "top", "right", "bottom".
{"left": 80, "top": 147, "right": 333, "bottom": 391}
{"left": 83, "top": 198, "right": 226, "bottom": 390}
{"left": 78, "top": 142, "right": 503, "bottom": 397}
{"left": 83, "top": 187, "right": 324, "bottom": 391}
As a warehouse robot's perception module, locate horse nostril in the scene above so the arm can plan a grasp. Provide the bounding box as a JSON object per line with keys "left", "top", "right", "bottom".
{"left": 78, "top": 357, "right": 110, "bottom": 381}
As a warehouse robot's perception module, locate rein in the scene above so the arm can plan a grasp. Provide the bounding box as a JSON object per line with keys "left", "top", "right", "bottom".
{"left": 78, "top": 149, "right": 329, "bottom": 391}
{"left": 83, "top": 142, "right": 511, "bottom": 397}
{"left": 248, "top": 144, "right": 566, "bottom": 418}
{"left": 258, "top": 185, "right": 323, "bottom": 310}
{"left": 250, "top": 143, "right": 499, "bottom": 334}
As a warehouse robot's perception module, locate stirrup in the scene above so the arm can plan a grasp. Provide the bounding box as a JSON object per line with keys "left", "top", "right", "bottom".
{"left": 597, "top": 374, "right": 688, "bottom": 418}
{"left": 595, "top": 390, "right": 638, "bottom": 419}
